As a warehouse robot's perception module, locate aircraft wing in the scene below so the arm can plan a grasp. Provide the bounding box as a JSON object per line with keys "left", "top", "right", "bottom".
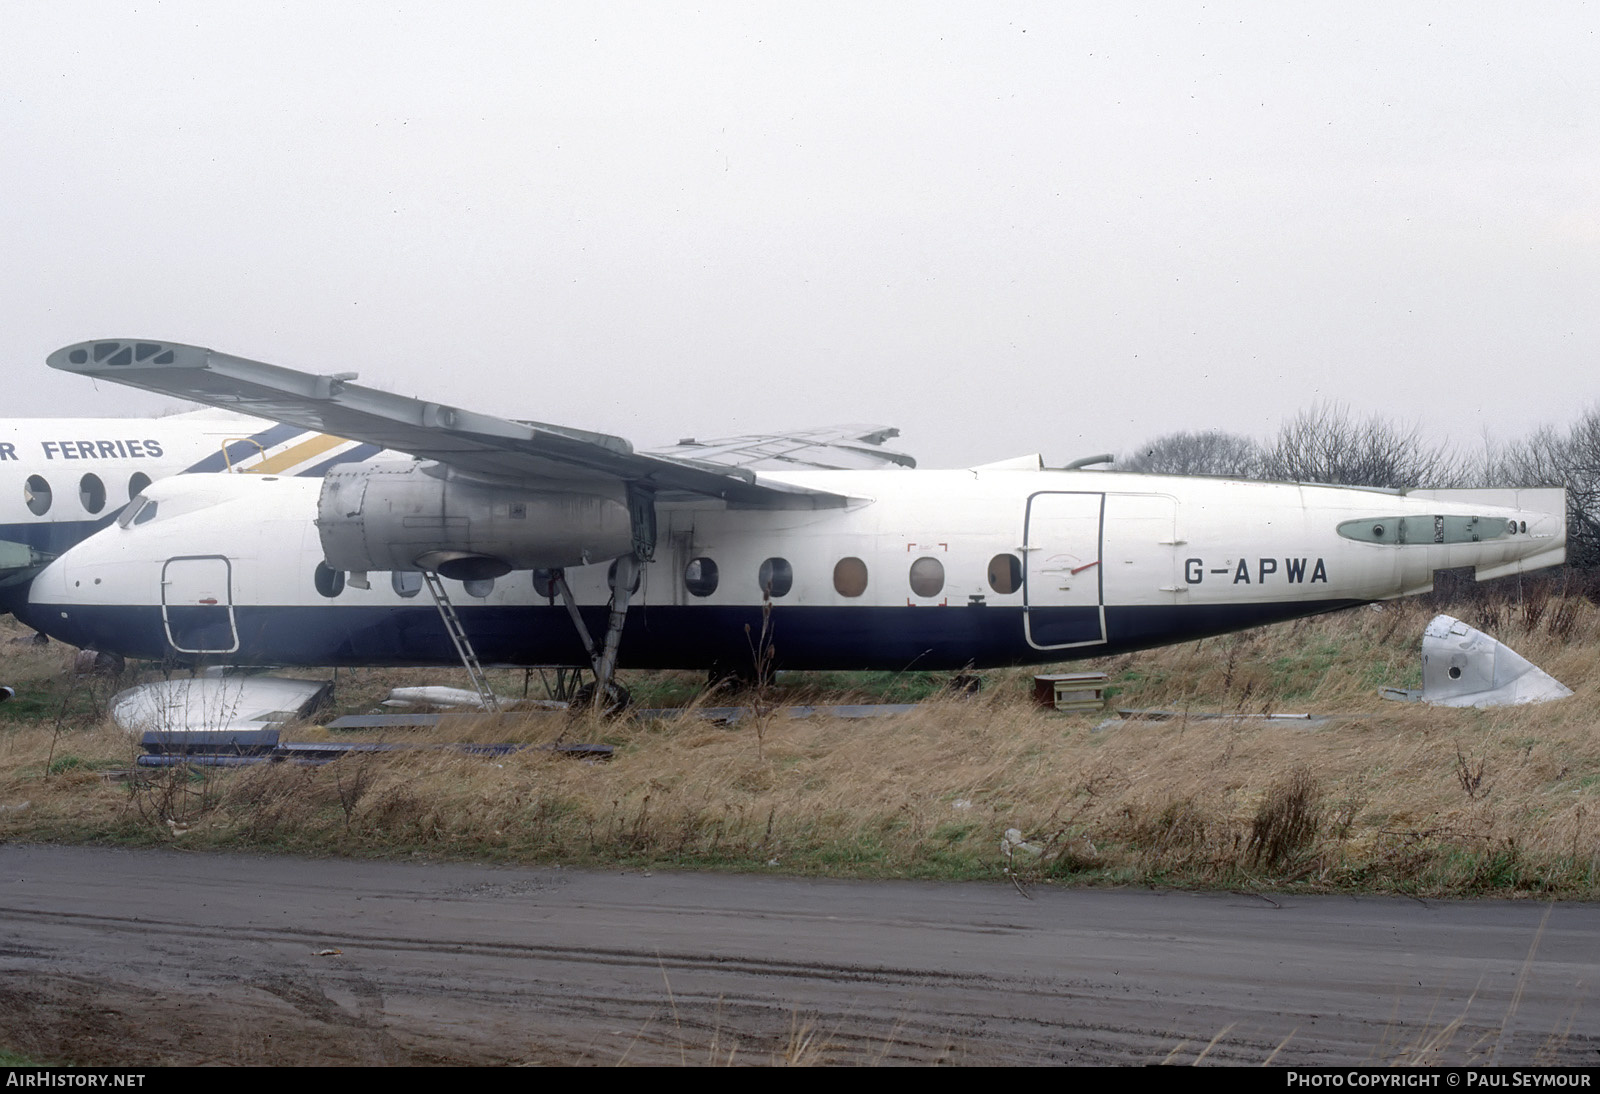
{"left": 48, "top": 340, "right": 859, "bottom": 509}
{"left": 647, "top": 425, "right": 915, "bottom": 471}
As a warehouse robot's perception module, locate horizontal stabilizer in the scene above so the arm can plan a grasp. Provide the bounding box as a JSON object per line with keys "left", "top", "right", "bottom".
{"left": 648, "top": 424, "right": 915, "bottom": 471}
{"left": 111, "top": 675, "right": 332, "bottom": 735}
{"left": 1419, "top": 614, "right": 1572, "bottom": 707}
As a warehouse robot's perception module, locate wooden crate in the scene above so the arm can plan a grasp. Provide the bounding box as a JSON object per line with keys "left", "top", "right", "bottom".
{"left": 1033, "top": 672, "right": 1109, "bottom": 712}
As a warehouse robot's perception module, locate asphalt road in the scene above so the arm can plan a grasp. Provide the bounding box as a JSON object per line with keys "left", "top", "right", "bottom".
{"left": 0, "top": 844, "right": 1595, "bottom": 1065}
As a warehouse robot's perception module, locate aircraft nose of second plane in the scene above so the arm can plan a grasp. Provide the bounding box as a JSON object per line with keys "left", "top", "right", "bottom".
{"left": 16, "top": 553, "right": 80, "bottom": 639}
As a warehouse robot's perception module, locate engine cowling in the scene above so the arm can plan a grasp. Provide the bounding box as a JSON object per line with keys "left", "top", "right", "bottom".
{"left": 317, "top": 462, "right": 632, "bottom": 580}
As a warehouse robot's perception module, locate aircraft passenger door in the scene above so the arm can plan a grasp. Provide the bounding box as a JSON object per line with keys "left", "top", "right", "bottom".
{"left": 1024, "top": 492, "right": 1107, "bottom": 650}
{"left": 1101, "top": 493, "right": 1182, "bottom": 608}
{"left": 161, "top": 555, "right": 240, "bottom": 655}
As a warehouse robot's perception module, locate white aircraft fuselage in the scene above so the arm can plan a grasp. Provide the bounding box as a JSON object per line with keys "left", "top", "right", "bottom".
{"left": 19, "top": 463, "right": 1567, "bottom": 671}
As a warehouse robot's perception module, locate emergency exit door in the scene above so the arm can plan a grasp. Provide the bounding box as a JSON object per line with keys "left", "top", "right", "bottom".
{"left": 1024, "top": 492, "right": 1106, "bottom": 650}
{"left": 161, "top": 555, "right": 240, "bottom": 655}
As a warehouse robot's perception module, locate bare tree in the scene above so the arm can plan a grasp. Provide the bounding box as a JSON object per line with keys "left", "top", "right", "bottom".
{"left": 1126, "top": 403, "right": 1600, "bottom": 570}
{"left": 1260, "top": 402, "right": 1462, "bottom": 488}
{"left": 1122, "top": 430, "right": 1265, "bottom": 477}
{"left": 1484, "top": 409, "right": 1600, "bottom": 568}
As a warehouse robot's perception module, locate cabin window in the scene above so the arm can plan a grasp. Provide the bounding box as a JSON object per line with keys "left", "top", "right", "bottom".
{"left": 833, "top": 557, "right": 869, "bottom": 598}
{"left": 532, "top": 568, "right": 559, "bottom": 599}
{"left": 79, "top": 474, "right": 106, "bottom": 515}
{"left": 127, "top": 472, "right": 151, "bottom": 502}
{"left": 463, "top": 578, "right": 495, "bottom": 598}
{"left": 685, "top": 557, "right": 719, "bottom": 597}
{"left": 987, "top": 553, "right": 1022, "bottom": 594}
{"left": 909, "top": 556, "right": 945, "bottom": 598}
{"left": 391, "top": 571, "right": 422, "bottom": 598}
{"left": 313, "top": 562, "right": 344, "bottom": 598}
{"left": 24, "top": 476, "right": 51, "bottom": 516}
{"left": 758, "top": 557, "right": 793, "bottom": 598}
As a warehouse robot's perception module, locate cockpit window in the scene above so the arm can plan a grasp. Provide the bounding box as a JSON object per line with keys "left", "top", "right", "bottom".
{"left": 118, "top": 496, "right": 158, "bottom": 528}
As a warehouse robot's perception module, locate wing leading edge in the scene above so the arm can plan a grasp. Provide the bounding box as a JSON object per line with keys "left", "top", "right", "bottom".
{"left": 48, "top": 340, "right": 862, "bottom": 509}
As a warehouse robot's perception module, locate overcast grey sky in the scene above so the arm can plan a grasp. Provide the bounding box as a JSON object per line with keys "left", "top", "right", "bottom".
{"left": 3, "top": 2, "right": 1596, "bottom": 468}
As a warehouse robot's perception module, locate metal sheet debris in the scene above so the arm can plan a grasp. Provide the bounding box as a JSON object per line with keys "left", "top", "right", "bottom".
{"left": 382, "top": 685, "right": 512, "bottom": 710}
{"left": 135, "top": 737, "right": 611, "bottom": 766}
{"left": 111, "top": 676, "right": 331, "bottom": 736}
{"left": 328, "top": 712, "right": 563, "bottom": 730}
{"left": 1094, "top": 708, "right": 1334, "bottom": 733}
{"left": 1380, "top": 614, "right": 1572, "bottom": 708}
{"left": 379, "top": 686, "right": 566, "bottom": 712}
{"left": 635, "top": 703, "right": 923, "bottom": 724}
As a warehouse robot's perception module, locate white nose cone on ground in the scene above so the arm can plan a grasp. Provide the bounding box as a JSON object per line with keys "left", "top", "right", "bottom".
{"left": 1421, "top": 614, "right": 1572, "bottom": 708}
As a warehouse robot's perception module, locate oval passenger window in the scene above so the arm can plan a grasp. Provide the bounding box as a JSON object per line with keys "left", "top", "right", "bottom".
{"left": 24, "top": 475, "right": 51, "bottom": 516}
{"left": 987, "top": 554, "right": 1021, "bottom": 594}
{"left": 833, "top": 557, "right": 868, "bottom": 598}
{"left": 79, "top": 473, "right": 107, "bottom": 514}
{"left": 685, "top": 557, "right": 719, "bottom": 597}
{"left": 758, "top": 557, "right": 793, "bottom": 598}
{"left": 909, "top": 556, "right": 945, "bottom": 598}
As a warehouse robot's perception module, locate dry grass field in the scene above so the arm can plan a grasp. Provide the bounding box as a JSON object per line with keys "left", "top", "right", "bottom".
{"left": 2, "top": 585, "right": 1597, "bottom": 898}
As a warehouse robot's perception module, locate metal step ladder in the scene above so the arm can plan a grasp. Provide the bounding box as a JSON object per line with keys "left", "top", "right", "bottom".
{"left": 421, "top": 571, "right": 500, "bottom": 712}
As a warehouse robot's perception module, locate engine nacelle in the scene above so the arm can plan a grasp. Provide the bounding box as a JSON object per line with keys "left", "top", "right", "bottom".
{"left": 317, "top": 462, "right": 632, "bottom": 580}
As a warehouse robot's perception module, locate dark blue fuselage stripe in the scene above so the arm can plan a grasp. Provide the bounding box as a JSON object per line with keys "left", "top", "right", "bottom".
{"left": 0, "top": 517, "right": 119, "bottom": 557}
{"left": 181, "top": 423, "right": 307, "bottom": 473}
{"left": 16, "top": 599, "right": 1366, "bottom": 671}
